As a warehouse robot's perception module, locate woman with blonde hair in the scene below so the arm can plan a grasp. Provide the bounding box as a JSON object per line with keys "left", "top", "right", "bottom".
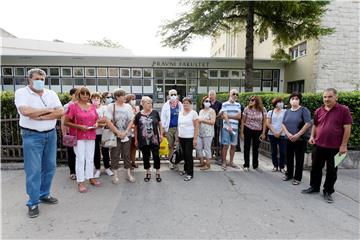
{"left": 134, "top": 96, "right": 164, "bottom": 182}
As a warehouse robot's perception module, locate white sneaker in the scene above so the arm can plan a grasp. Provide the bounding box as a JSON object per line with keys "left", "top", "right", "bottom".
{"left": 105, "top": 168, "right": 114, "bottom": 176}
{"left": 94, "top": 170, "right": 101, "bottom": 178}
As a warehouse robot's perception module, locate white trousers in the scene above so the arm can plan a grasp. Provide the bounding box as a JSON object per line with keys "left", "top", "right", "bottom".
{"left": 74, "top": 140, "right": 95, "bottom": 182}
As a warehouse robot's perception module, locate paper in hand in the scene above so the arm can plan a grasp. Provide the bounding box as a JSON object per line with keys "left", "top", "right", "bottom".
{"left": 334, "top": 152, "right": 347, "bottom": 167}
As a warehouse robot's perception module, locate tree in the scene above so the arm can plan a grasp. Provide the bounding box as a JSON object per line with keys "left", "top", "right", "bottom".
{"left": 159, "top": 1, "right": 334, "bottom": 92}
{"left": 86, "top": 38, "right": 123, "bottom": 48}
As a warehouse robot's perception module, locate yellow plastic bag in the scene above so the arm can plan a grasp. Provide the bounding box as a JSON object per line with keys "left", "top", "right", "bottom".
{"left": 159, "top": 137, "right": 169, "bottom": 157}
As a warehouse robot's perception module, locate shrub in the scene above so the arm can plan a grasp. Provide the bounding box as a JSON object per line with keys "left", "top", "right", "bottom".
{"left": 197, "top": 91, "right": 360, "bottom": 147}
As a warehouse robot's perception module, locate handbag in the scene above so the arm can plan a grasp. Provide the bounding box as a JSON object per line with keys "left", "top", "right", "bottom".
{"left": 101, "top": 103, "right": 117, "bottom": 148}
{"left": 62, "top": 110, "right": 77, "bottom": 147}
{"left": 169, "top": 144, "right": 183, "bottom": 164}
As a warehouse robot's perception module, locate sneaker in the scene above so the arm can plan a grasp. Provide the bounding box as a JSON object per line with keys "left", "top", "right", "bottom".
{"left": 28, "top": 205, "right": 39, "bottom": 218}
{"left": 324, "top": 192, "right": 334, "bottom": 203}
{"left": 272, "top": 167, "right": 278, "bottom": 172}
{"left": 184, "top": 175, "right": 193, "bottom": 181}
{"left": 40, "top": 196, "right": 58, "bottom": 204}
{"left": 105, "top": 168, "right": 114, "bottom": 176}
{"left": 94, "top": 170, "right": 101, "bottom": 178}
{"left": 70, "top": 174, "right": 76, "bottom": 180}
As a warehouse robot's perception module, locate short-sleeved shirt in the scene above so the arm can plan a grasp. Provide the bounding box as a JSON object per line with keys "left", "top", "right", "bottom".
{"left": 220, "top": 101, "right": 241, "bottom": 130}
{"left": 63, "top": 101, "right": 75, "bottom": 114}
{"left": 106, "top": 103, "right": 134, "bottom": 137}
{"left": 199, "top": 108, "right": 215, "bottom": 138}
{"left": 15, "top": 86, "right": 63, "bottom": 131}
{"left": 66, "top": 103, "right": 98, "bottom": 140}
{"left": 178, "top": 110, "right": 198, "bottom": 138}
{"left": 169, "top": 104, "right": 180, "bottom": 128}
{"left": 283, "top": 107, "right": 311, "bottom": 137}
{"left": 210, "top": 100, "right": 222, "bottom": 115}
{"left": 314, "top": 103, "right": 352, "bottom": 149}
{"left": 243, "top": 107, "right": 267, "bottom": 131}
{"left": 267, "top": 109, "right": 286, "bottom": 136}
{"left": 134, "top": 110, "right": 161, "bottom": 148}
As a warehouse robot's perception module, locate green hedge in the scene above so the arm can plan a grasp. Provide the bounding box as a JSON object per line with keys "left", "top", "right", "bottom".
{"left": 197, "top": 91, "right": 360, "bottom": 147}
{"left": 0, "top": 91, "right": 71, "bottom": 118}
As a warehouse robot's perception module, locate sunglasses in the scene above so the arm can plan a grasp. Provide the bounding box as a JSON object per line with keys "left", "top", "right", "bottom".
{"left": 232, "top": 93, "right": 239, "bottom": 96}
{"left": 250, "top": 99, "right": 256, "bottom": 102}
{"left": 80, "top": 92, "right": 90, "bottom": 96}
{"left": 170, "top": 94, "right": 177, "bottom": 96}
{"left": 204, "top": 100, "right": 210, "bottom": 103}
{"left": 106, "top": 96, "right": 113, "bottom": 99}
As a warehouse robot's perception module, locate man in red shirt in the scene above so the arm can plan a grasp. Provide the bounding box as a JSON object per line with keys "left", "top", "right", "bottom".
{"left": 302, "top": 88, "right": 352, "bottom": 203}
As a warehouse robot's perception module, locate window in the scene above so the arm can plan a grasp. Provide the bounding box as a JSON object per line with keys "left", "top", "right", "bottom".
{"left": 120, "top": 79, "right": 131, "bottom": 86}
{"left": 199, "top": 70, "right": 208, "bottom": 78}
{"left": 97, "top": 78, "right": 108, "bottom": 86}
{"left": 85, "top": 78, "right": 96, "bottom": 86}
{"left": 85, "top": 68, "right": 96, "bottom": 77}
{"left": 62, "top": 78, "right": 74, "bottom": 85}
{"left": 3, "top": 77, "right": 13, "bottom": 85}
{"left": 166, "top": 69, "right": 175, "bottom": 78}
{"left": 73, "top": 67, "right": 84, "bottom": 77}
{"left": 177, "top": 69, "right": 186, "bottom": 78}
{"left": 39, "top": 67, "right": 48, "bottom": 76}
{"left": 108, "top": 68, "right": 119, "bottom": 78}
{"left": 209, "top": 70, "right": 218, "bottom": 78}
{"left": 154, "top": 69, "right": 163, "bottom": 78}
{"left": 2, "top": 67, "right": 13, "bottom": 76}
{"left": 262, "top": 81, "right": 272, "bottom": 88}
{"left": 109, "top": 78, "right": 119, "bottom": 86}
{"left": 61, "top": 67, "right": 72, "bottom": 77}
{"left": 15, "top": 67, "right": 25, "bottom": 76}
{"left": 177, "top": 79, "right": 186, "bottom": 85}
{"left": 143, "top": 68, "right": 153, "bottom": 78}
{"left": 120, "top": 68, "right": 130, "bottom": 78}
{"left": 231, "top": 70, "right": 240, "bottom": 78}
{"left": 155, "top": 79, "right": 163, "bottom": 85}
{"left": 132, "top": 68, "right": 142, "bottom": 78}
{"left": 74, "top": 78, "right": 84, "bottom": 85}
{"left": 50, "top": 78, "right": 59, "bottom": 86}
{"left": 263, "top": 70, "right": 272, "bottom": 80}
{"left": 49, "top": 67, "right": 60, "bottom": 76}
{"left": 287, "top": 80, "right": 304, "bottom": 93}
{"left": 290, "top": 41, "right": 307, "bottom": 60}
{"left": 199, "top": 79, "right": 207, "bottom": 86}
{"left": 209, "top": 79, "right": 218, "bottom": 87}
{"left": 132, "top": 79, "right": 142, "bottom": 86}
{"left": 188, "top": 69, "right": 197, "bottom": 78}
{"left": 97, "top": 68, "right": 107, "bottom": 77}
{"left": 143, "top": 79, "right": 152, "bottom": 86}
{"left": 220, "top": 70, "right": 229, "bottom": 78}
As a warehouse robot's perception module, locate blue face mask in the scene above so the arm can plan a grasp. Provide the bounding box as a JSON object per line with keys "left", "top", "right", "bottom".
{"left": 32, "top": 80, "right": 45, "bottom": 91}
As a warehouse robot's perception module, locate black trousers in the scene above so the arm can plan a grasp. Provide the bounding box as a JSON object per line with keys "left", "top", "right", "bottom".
{"left": 310, "top": 145, "right": 339, "bottom": 194}
{"left": 140, "top": 144, "right": 161, "bottom": 170}
{"left": 179, "top": 137, "right": 194, "bottom": 177}
{"left": 243, "top": 126, "right": 262, "bottom": 169}
{"left": 66, "top": 146, "right": 76, "bottom": 175}
{"left": 212, "top": 118, "right": 222, "bottom": 159}
{"left": 94, "top": 134, "right": 110, "bottom": 170}
{"left": 286, "top": 139, "right": 306, "bottom": 181}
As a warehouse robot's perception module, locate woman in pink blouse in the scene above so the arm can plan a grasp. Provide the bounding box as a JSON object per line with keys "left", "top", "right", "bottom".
{"left": 64, "top": 87, "right": 101, "bottom": 193}
{"left": 240, "top": 96, "right": 267, "bottom": 171}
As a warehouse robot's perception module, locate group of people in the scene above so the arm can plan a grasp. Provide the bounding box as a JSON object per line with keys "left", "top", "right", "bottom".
{"left": 15, "top": 68, "right": 352, "bottom": 218}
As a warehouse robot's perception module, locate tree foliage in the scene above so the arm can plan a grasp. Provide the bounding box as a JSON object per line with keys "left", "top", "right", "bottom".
{"left": 86, "top": 38, "right": 123, "bottom": 48}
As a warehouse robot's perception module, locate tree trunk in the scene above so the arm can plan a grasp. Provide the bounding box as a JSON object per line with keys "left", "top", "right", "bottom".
{"left": 244, "top": 1, "right": 254, "bottom": 92}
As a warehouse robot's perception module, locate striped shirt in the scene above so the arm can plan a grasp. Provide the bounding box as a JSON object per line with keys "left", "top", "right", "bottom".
{"left": 220, "top": 101, "right": 241, "bottom": 129}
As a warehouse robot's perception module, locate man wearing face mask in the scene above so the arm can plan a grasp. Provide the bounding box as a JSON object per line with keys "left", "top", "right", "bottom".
{"left": 161, "top": 89, "right": 183, "bottom": 170}
{"left": 15, "top": 68, "right": 64, "bottom": 218}
{"left": 219, "top": 89, "right": 242, "bottom": 170}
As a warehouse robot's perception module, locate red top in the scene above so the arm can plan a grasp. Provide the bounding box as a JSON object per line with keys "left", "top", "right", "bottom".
{"left": 66, "top": 103, "right": 98, "bottom": 140}
{"left": 314, "top": 103, "right": 352, "bottom": 149}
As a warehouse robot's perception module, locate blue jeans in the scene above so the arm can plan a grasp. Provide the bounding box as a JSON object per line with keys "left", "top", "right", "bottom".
{"left": 22, "top": 128, "right": 57, "bottom": 207}
{"left": 268, "top": 135, "right": 286, "bottom": 169}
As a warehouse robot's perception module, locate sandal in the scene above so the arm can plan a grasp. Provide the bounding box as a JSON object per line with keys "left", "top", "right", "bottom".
{"left": 89, "top": 178, "right": 101, "bottom": 187}
{"left": 78, "top": 183, "right": 88, "bottom": 193}
{"left": 292, "top": 180, "right": 301, "bottom": 185}
{"left": 156, "top": 174, "right": 162, "bottom": 182}
{"left": 144, "top": 173, "right": 151, "bottom": 182}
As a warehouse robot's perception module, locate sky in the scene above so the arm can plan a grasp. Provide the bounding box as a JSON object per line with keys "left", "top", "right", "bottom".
{"left": 0, "top": 0, "right": 211, "bottom": 57}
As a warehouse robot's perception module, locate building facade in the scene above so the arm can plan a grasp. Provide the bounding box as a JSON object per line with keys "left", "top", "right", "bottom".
{"left": 210, "top": 0, "right": 360, "bottom": 93}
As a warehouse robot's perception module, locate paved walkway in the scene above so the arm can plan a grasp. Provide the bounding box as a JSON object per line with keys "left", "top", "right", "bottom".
{"left": 2, "top": 152, "right": 359, "bottom": 239}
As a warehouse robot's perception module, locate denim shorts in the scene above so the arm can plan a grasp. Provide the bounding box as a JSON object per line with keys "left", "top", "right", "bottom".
{"left": 221, "top": 128, "right": 238, "bottom": 146}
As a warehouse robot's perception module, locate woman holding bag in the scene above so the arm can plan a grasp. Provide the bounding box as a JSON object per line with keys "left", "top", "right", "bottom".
{"left": 64, "top": 87, "right": 101, "bottom": 193}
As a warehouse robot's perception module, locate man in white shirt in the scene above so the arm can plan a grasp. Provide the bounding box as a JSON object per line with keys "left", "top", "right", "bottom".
{"left": 15, "top": 68, "right": 64, "bottom": 218}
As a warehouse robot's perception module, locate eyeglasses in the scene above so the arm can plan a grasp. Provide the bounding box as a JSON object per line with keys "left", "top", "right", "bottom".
{"left": 170, "top": 94, "right": 177, "bottom": 96}
{"left": 232, "top": 93, "right": 239, "bottom": 96}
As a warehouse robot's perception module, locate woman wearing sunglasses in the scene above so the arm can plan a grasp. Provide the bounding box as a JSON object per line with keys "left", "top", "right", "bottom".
{"left": 240, "top": 96, "right": 267, "bottom": 171}
{"left": 196, "top": 96, "right": 216, "bottom": 170}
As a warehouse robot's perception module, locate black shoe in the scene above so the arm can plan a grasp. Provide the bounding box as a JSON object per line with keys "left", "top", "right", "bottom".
{"left": 28, "top": 205, "right": 39, "bottom": 218}
{"left": 301, "top": 187, "right": 320, "bottom": 194}
{"left": 282, "top": 176, "right": 292, "bottom": 181}
{"left": 323, "top": 192, "right": 334, "bottom": 203}
{"left": 40, "top": 196, "right": 58, "bottom": 204}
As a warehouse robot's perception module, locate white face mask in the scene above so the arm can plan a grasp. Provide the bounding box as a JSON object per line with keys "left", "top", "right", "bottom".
{"left": 204, "top": 102, "right": 211, "bottom": 108}
{"left": 290, "top": 99, "right": 300, "bottom": 107}
{"left": 105, "top": 98, "right": 113, "bottom": 104}
{"left": 170, "top": 95, "right": 177, "bottom": 101}
{"left": 130, "top": 100, "right": 136, "bottom": 106}
{"left": 92, "top": 99, "right": 101, "bottom": 106}
{"left": 32, "top": 80, "right": 45, "bottom": 91}
{"left": 276, "top": 102, "right": 284, "bottom": 109}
